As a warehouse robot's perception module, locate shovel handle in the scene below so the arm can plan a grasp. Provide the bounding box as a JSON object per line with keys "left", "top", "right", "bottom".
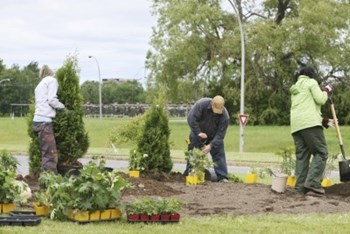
{"left": 329, "top": 97, "right": 346, "bottom": 159}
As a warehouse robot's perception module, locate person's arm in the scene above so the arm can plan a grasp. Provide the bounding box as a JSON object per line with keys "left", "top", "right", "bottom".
{"left": 187, "top": 102, "right": 203, "bottom": 136}
{"left": 209, "top": 117, "right": 229, "bottom": 149}
{"left": 47, "top": 79, "right": 65, "bottom": 110}
{"left": 309, "top": 80, "right": 328, "bottom": 105}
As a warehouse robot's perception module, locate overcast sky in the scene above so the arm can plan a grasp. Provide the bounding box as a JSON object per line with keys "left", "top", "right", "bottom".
{"left": 0, "top": 0, "right": 156, "bottom": 84}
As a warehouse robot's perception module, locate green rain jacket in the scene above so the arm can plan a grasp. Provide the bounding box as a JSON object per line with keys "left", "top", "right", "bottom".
{"left": 290, "top": 75, "right": 328, "bottom": 134}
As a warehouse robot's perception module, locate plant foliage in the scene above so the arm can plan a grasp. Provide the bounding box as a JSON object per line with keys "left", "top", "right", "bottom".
{"left": 54, "top": 56, "right": 89, "bottom": 165}
{"left": 275, "top": 146, "right": 296, "bottom": 176}
{"left": 185, "top": 147, "right": 214, "bottom": 176}
{"left": 136, "top": 100, "right": 173, "bottom": 173}
{"left": 126, "top": 198, "right": 182, "bottom": 215}
{"left": 38, "top": 158, "right": 130, "bottom": 220}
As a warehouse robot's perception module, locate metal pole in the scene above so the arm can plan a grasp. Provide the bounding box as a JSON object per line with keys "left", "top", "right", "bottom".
{"left": 88, "top": 56, "right": 102, "bottom": 118}
{"left": 230, "top": 1, "right": 245, "bottom": 153}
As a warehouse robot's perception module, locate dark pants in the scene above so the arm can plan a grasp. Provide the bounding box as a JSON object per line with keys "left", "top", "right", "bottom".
{"left": 183, "top": 134, "right": 228, "bottom": 181}
{"left": 33, "top": 122, "right": 58, "bottom": 174}
{"left": 292, "top": 126, "right": 328, "bottom": 193}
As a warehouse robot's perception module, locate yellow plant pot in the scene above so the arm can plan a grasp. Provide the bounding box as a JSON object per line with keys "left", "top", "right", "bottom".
{"left": 286, "top": 176, "right": 296, "bottom": 187}
{"left": 197, "top": 172, "right": 205, "bottom": 183}
{"left": 186, "top": 175, "right": 200, "bottom": 185}
{"left": 0, "top": 203, "right": 15, "bottom": 213}
{"left": 110, "top": 208, "right": 122, "bottom": 219}
{"left": 68, "top": 208, "right": 121, "bottom": 222}
{"left": 245, "top": 173, "right": 257, "bottom": 184}
{"left": 89, "top": 210, "right": 101, "bottom": 221}
{"left": 322, "top": 178, "right": 333, "bottom": 187}
{"left": 34, "top": 203, "right": 49, "bottom": 216}
{"left": 100, "top": 209, "right": 111, "bottom": 219}
{"left": 67, "top": 210, "right": 90, "bottom": 221}
{"left": 129, "top": 170, "right": 140, "bottom": 178}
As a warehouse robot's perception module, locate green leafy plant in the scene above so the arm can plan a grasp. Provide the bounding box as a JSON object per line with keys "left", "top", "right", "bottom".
{"left": 34, "top": 190, "right": 50, "bottom": 207}
{"left": 128, "top": 149, "right": 147, "bottom": 171}
{"left": 126, "top": 198, "right": 147, "bottom": 215}
{"left": 109, "top": 115, "right": 145, "bottom": 146}
{"left": 228, "top": 173, "right": 243, "bottom": 183}
{"left": 126, "top": 198, "right": 182, "bottom": 215}
{"left": 38, "top": 158, "right": 131, "bottom": 220}
{"left": 0, "top": 164, "right": 29, "bottom": 204}
{"left": 275, "top": 146, "right": 296, "bottom": 176}
{"left": 185, "top": 147, "right": 214, "bottom": 177}
{"left": 0, "top": 149, "right": 19, "bottom": 171}
{"left": 160, "top": 198, "right": 182, "bottom": 214}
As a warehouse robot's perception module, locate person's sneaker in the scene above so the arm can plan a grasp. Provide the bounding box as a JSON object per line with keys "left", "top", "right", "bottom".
{"left": 219, "top": 178, "right": 229, "bottom": 183}
{"left": 304, "top": 186, "right": 325, "bottom": 194}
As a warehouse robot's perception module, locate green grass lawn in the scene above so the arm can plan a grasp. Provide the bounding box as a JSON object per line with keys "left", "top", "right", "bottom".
{"left": 1, "top": 213, "right": 350, "bottom": 234}
{"left": 1, "top": 117, "right": 349, "bottom": 162}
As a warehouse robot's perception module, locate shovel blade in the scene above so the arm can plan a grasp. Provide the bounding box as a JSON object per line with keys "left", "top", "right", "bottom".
{"left": 339, "top": 160, "right": 350, "bottom": 182}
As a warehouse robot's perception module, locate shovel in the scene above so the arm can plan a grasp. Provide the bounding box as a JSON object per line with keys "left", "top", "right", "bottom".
{"left": 329, "top": 97, "right": 350, "bottom": 182}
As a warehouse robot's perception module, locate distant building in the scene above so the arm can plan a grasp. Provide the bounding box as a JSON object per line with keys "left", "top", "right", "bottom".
{"left": 102, "top": 78, "right": 133, "bottom": 84}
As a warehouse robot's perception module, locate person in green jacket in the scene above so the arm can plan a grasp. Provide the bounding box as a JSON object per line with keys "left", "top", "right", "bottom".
{"left": 290, "top": 66, "right": 333, "bottom": 195}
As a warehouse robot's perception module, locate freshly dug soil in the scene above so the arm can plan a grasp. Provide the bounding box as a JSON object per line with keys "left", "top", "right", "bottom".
{"left": 22, "top": 171, "right": 350, "bottom": 217}
{"left": 119, "top": 172, "right": 350, "bottom": 217}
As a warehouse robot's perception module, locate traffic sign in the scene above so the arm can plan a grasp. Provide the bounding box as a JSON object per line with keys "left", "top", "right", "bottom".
{"left": 239, "top": 114, "right": 249, "bottom": 126}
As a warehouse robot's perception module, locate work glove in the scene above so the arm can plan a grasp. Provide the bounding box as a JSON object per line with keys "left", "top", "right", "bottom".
{"left": 322, "top": 118, "right": 335, "bottom": 129}
{"left": 322, "top": 85, "right": 332, "bottom": 94}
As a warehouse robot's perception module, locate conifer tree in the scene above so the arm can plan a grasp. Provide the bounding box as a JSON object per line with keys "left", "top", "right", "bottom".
{"left": 54, "top": 57, "right": 89, "bottom": 166}
{"left": 137, "top": 100, "right": 173, "bottom": 173}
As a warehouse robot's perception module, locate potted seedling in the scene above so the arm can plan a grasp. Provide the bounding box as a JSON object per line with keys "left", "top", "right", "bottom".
{"left": 126, "top": 199, "right": 144, "bottom": 222}
{"left": 245, "top": 165, "right": 258, "bottom": 184}
{"left": 126, "top": 198, "right": 151, "bottom": 222}
{"left": 185, "top": 148, "right": 213, "bottom": 185}
{"left": 161, "top": 198, "right": 182, "bottom": 222}
{"left": 34, "top": 190, "right": 49, "bottom": 216}
{"left": 39, "top": 158, "right": 130, "bottom": 221}
{"left": 322, "top": 154, "right": 337, "bottom": 187}
{"left": 128, "top": 149, "right": 147, "bottom": 178}
{"left": 275, "top": 146, "right": 296, "bottom": 187}
{"left": 0, "top": 150, "right": 30, "bottom": 213}
{"left": 126, "top": 198, "right": 182, "bottom": 223}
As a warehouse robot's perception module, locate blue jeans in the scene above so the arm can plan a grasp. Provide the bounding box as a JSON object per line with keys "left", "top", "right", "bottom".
{"left": 183, "top": 134, "right": 228, "bottom": 181}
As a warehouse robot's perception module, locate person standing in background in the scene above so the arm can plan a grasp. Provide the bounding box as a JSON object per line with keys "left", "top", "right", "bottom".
{"left": 290, "top": 66, "right": 333, "bottom": 194}
{"left": 33, "top": 65, "right": 65, "bottom": 174}
{"left": 184, "top": 95, "right": 230, "bottom": 182}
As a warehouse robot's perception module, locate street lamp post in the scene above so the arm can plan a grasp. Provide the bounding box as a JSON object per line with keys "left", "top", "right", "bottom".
{"left": 229, "top": 1, "right": 246, "bottom": 153}
{"left": 88, "top": 56, "right": 102, "bottom": 119}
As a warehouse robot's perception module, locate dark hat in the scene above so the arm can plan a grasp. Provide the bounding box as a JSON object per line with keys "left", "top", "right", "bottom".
{"left": 299, "top": 66, "right": 317, "bottom": 79}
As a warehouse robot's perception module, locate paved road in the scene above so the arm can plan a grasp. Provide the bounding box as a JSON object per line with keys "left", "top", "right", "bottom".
{"left": 14, "top": 155, "right": 251, "bottom": 176}
{"left": 15, "top": 155, "right": 339, "bottom": 179}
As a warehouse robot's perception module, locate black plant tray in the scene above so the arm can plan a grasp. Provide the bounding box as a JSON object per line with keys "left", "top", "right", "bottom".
{"left": 9, "top": 210, "right": 37, "bottom": 217}
{"left": 0, "top": 216, "right": 41, "bottom": 226}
